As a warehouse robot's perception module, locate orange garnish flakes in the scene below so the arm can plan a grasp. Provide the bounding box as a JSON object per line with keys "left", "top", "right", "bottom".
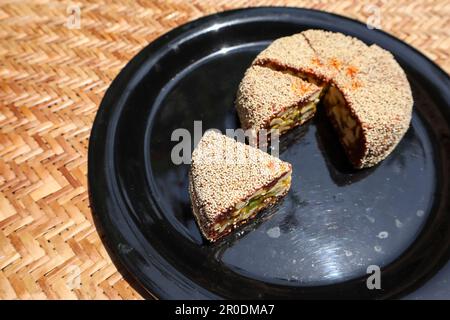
{"left": 328, "top": 57, "right": 342, "bottom": 70}
{"left": 346, "top": 65, "right": 359, "bottom": 78}
{"left": 351, "top": 81, "right": 361, "bottom": 90}
{"left": 311, "top": 56, "right": 323, "bottom": 66}
{"left": 291, "top": 80, "right": 310, "bottom": 95}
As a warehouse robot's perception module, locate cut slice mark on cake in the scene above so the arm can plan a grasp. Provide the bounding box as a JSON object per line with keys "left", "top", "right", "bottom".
{"left": 251, "top": 33, "right": 367, "bottom": 168}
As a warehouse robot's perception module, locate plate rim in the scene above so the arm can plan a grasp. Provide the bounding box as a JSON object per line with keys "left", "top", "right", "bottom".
{"left": 88, "top": 6, "right": 450, "bottom": 299}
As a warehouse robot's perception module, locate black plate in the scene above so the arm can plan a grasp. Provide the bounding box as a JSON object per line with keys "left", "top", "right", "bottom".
{"left": 88, "top": 7, "right": 450, "bottom": 299}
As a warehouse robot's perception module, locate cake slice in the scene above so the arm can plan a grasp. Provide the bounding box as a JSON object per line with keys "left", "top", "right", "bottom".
{"left": 189, "top": 130, "right": 292, "bottom": 242}
{"left": 236, "top": 65, "right": 322, "bottom": 139}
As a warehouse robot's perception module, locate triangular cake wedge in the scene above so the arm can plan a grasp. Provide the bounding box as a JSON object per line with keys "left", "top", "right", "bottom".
{"left": 236, "top": 65, "right": 322, "bottom": 138}
{"left": 189, "top": 131, "right": 292, "bottom": 242}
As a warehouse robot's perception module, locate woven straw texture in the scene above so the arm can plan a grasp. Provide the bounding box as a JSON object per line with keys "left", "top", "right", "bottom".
{"left": 0, "top": 0, "right": 449, "bottom": 300}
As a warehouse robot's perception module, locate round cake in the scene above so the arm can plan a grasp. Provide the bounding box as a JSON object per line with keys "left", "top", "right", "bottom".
{"left": 236, "top": 30, "right": 413, "bottom": 169}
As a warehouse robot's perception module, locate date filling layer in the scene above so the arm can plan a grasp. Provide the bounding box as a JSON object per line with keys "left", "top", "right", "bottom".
{"left": 322, "top": 85, "right": 362, "bottom": 162}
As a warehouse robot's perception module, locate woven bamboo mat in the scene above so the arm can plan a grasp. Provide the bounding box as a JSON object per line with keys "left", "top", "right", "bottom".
{"left": 0, "top": 0, "right": 449, "bottom": 300}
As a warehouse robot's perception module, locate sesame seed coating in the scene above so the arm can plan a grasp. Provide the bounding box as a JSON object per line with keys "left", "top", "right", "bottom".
{"left": 331, "top": 43, "right": 413, "bottom": 168}
{"left": 302, "top": 29, "right": 368, "bottom": 75}
{"left": 236, "top": 65, "right": 321, "bottom": 130}
{"left": 253, "top": 32, "right": 334, "bottom": 82}
{"left": 189, "top": 131, "right": 292, "bottom": 240}
{"left": 239, "top": 29, "right": 413, "bottom": 168}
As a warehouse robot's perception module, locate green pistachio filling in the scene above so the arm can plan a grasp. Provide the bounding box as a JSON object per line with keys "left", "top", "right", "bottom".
{"left": 269, "top": 91, "right": 321, "bottom": 135}
{"left": 213, "top": 173, "right": 291, "bottom": 234}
